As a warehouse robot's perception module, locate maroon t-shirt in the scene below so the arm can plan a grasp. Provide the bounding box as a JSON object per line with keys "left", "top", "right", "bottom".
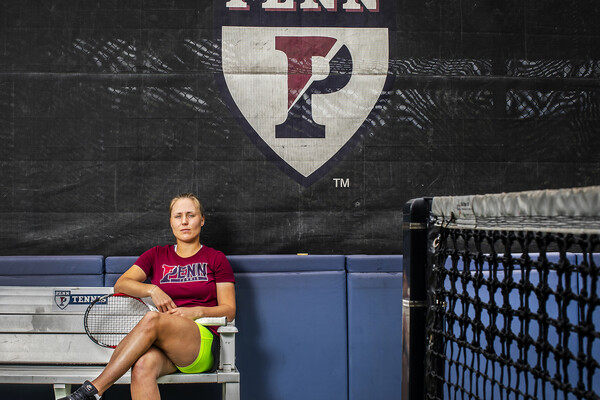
{"left": 134, "top": 245, "right": 235, "bottom": 334}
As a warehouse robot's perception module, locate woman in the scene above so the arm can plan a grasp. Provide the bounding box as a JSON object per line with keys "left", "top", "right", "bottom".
{"left": 60, "top": 193, "right": 236, "bottom": 400}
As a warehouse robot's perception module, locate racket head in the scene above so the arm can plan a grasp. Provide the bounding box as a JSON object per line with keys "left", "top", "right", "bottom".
{"left": 84, "top": 293, "right": 153, "bottom": 348}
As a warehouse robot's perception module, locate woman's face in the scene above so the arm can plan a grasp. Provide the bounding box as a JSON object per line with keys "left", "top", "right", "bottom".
{"left": 170, "top": 197, "right": 205, "bottom": 243}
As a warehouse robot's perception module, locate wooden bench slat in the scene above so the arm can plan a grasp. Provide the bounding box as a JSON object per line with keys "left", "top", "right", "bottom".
{"left": 1, "top": 314, "right": 226, "bottom": 334}
{"left": 0, "top": 286, "right": 105, "bottom": 295}
{"left": 1, "top": 315, "right": 85, "bottom": 333}
{"left": 0, "top": 366, "right": 239, "bottom": 384}
{"left": 0, "top": 333, "right": 113, "bottom": 364}
{"left": 0, "top": 286, "right": 111, "bottom": 299}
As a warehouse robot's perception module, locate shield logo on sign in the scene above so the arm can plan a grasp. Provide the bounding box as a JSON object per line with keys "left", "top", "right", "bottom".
{"left": 214, "top": 2, "right": 393, "bottom": 186}
{"left": 54, "top": 290, "right": 70, "bottom": 310}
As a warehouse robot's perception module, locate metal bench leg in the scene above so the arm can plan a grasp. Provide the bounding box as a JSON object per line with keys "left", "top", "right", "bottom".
{"left": 222, "top": 382, "right": 240, "bottom": 400}
{"left": 54, "top": 383, "right": 71, "bottom": 399}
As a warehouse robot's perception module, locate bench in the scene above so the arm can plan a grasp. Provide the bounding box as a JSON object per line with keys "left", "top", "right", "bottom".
{"left": 0, "top": 286, "right": 240, "bottom": 400}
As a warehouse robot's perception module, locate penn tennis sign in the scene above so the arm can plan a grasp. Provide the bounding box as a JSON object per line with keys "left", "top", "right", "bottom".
{"left": 53, "top": 288, "right": 111, "bottom": 311}
{"left": 215, "top": 0, "right": 394, "bottom": 186}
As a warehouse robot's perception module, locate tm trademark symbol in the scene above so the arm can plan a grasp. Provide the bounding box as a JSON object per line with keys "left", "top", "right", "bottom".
{"left": 333, "top": 178, "right": 350, "bottom": 188}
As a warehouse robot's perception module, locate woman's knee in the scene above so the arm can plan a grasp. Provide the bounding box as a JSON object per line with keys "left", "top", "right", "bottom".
{"left": 131, "top": 350, "right": 162, "bottom": 381}
{"left": 136, "top": 311, "right": 162, "bottom": 334}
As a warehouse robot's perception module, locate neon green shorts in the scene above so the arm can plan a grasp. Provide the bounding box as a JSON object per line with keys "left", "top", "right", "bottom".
{"left": 176, "top": 321, "right": 215, "bottom": 374}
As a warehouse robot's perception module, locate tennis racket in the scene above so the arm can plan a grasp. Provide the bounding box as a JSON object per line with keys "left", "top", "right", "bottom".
{"left": 84, "top": 293, "right": 157, "bottom": 348}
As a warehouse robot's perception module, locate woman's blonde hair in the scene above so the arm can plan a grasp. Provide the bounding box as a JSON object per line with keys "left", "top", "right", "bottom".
{"left": 169, "top": 193, "right": 205, "bottom": 218}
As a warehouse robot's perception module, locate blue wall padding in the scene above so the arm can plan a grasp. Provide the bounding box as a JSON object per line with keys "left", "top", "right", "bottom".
{"left": 346, "top": 255, "right": 403, "bottom": 400}
{"left": 0, "top": 255, "right": 103, "bottom": 274}
{"left": 104, "top": 256, "right": 138, "bottom": 286}
{"left": 228, "top": 254, "right": 346, "bottom": 272}
{"left": 0, "top": 275, "right": 103, "bottom": 286}
{"left": 105, "top": 255, "right": 346, "bottom": 285}
{"left": 0, "top": 256, "right": 104, "bottom": 286}
{"left": 234, "top": 255, "right": 347, "bottom": 400}
{"left": 346, "top": 254, "right": 403, "bottom": 272}
{"left": 105, "top": 256, "right": 138, "bottom": 274}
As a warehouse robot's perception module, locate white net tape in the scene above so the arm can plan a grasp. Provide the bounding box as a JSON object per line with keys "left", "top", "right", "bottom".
{"left": 431, "top": 186, "right": 600, "bottom": 234}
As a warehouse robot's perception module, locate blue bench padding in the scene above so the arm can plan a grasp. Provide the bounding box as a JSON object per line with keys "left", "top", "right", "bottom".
{"left": 228, "top": 254, "right": 345, "bottom": 272}
{"left": 346, "top": 254, "right": 403, "bottom": 272}
{"left": 0, "top": 256, "right": 104, "bottom": 286}
{"left": 347, "top": 256, "right": 403, "bottom": 400}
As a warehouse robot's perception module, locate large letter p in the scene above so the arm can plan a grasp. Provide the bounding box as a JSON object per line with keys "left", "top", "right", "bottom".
{"left": 275, "top": 36, "right": 352, "bottom": 139}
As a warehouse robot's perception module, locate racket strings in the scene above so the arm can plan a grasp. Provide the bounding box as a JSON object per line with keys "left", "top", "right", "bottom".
{"left": 86, "top": 295, "right": 151, "bottom": 347}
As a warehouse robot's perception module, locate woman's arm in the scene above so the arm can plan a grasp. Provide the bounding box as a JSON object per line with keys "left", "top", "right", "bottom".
{"left": 167, "top": 282, "right": 236, "bottom": 322}
{"left": 114, "top": 265, "right": 177, "bottom": 312}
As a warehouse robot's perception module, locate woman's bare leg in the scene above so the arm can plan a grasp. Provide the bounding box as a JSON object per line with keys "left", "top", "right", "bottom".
{"left": 129, "top": 346, "right": 178, "bottom": 400}
{"left": 90, "top": 311, "right": 201, "bottom": 395}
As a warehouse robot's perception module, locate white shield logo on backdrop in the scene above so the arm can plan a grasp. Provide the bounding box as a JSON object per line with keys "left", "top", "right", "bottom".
{"left": 221, "top": 27, "right": 388, "bottom": 185}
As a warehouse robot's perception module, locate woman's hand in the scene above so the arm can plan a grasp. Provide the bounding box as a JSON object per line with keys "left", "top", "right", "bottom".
{"left": 166, "top": 306, "right": 200, "bottom": 320}
{"left": 149, "top": 285, "right": 177, "bottom": 313}
{"left": 115, "top": 266, "right": 176, "bottom": 312}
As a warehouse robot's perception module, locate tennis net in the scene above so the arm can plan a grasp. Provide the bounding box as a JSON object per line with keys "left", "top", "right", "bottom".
{"left": 402, "top": 186, "right": 600, "bottom": 400}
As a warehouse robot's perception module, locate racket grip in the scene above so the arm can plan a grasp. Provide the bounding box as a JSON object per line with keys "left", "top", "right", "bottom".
{"left": 140, "top": 297, "right": 158, "bottom": 312}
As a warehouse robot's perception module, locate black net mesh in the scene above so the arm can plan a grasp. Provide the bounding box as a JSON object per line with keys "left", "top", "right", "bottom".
{"left": 425, "top": 229, "right": 600, "bottom": 400}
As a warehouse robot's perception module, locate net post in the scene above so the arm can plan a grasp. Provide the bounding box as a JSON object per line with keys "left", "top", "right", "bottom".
{"left": 401, "top": 197, "right": 432, "bottom": 400}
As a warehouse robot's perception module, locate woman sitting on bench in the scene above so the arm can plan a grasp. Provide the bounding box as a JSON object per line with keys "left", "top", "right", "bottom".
{"left": 60, "top": 193, "right": 236, "bottom": 400}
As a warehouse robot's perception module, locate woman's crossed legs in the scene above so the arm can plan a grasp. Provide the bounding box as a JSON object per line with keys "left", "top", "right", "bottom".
{"left": 92, "top": 311, "right": 202, "bottom": 400}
